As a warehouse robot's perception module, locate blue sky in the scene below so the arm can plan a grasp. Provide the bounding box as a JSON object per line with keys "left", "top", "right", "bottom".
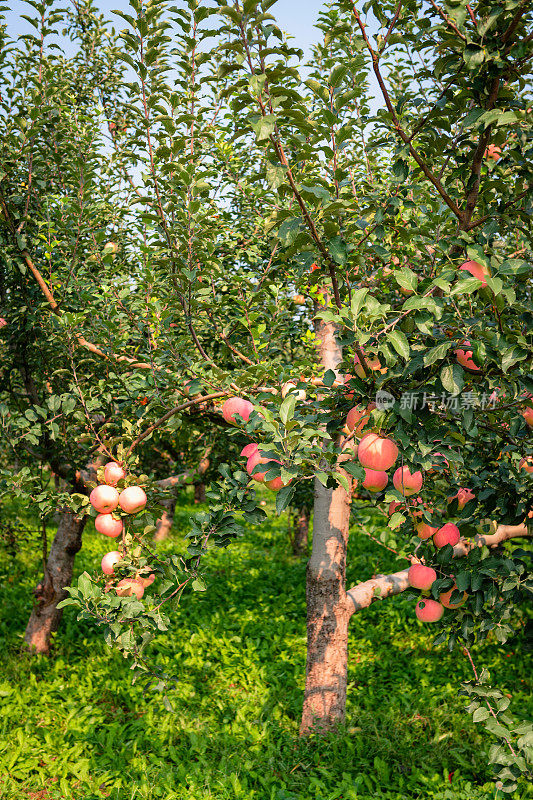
{"left": 4, "top": 0, "right": 381, "bottom": 108}
{"left": 7, "top": 0, "right": 331, "bottom": 56}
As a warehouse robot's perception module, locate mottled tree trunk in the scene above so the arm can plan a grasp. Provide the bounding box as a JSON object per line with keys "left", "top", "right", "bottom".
{"left": 153, "top": 493, "right": 177, "bottom": 542}
{"left": 194, "top": 482, "right": 206, "bottom": 503}
{"left": 299, "top": 309, "right": 352, "bottom": 734}
{"left": 300, "top": 477, "right": 351, "bottom": 734}
{"left": 292, "top": 506, "right": 310, "bottom": 556}
{"left": 23, "top": 510, "right": 87, "bottom": 654}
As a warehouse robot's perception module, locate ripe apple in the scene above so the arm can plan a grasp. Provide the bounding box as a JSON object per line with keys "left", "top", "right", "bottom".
{"left": 266, "top": 475, "right": 292, "bottom": 491}
{"left": 136, "top": 571, "right": 155, "bottom": 588}
{"left": 353, "top": 349, "right": 386, "bottom": 379}
{"left": 358, "top": 433, "right": 399, "bottom": 471}
{"left": 448, "top": 487, "right": 475, "bottom": 510}
{"left": 388, "top": 500, "right": 403, "bottom": 516}
{"left": 415, "top": 599, "right": 444, "bottom": 622}
{"left": 415, "top": 521, "right": 438, "bottom": 540}
{"left": 455, "top": 341, "right": 481, "bottom": 372}
{"left": 485, "top": 144, "right": 502, "bottom": 161}
{"left": 439, "top": 583, "right": 467, "bottom": 609}
{"left": 95, "top": 514, "right": 123, "bottom": 538}
{"left": 459, "top": 260, "right": 490, "bottom": 287}
{"left": 0, "top": 318, "right": 7, "bottom": 328}
{"left": 393, "top": 466, "right": 423, "bottom": 497}
{"left": 103, "top": 241, "right": 119, "bottom": 255}
{"left": 293, "top": 294, "right": 306, "bottom": 304}
{"left": 433, "top": 523, "right": 460, "bottom": 548}
{"left": 408, "top": 564, "right": 437, "bottom": 590}
{"left": 116, "top": 578, "right": 145, "bottom": 600}
{"left": 101, "top": 550, "right": 122, "bottom": 575}
{"left": 246, "top": 451, "right": 279, "bottom": 483}
{"left": 118, "top": 486, "right": 147, "bottom": 514}
{"left": 90, "top": 485, "right": 120, "bottom": 513}
{"left": 241, "top": 443, "right": 259, "bottom": 458}
{"left": 519, "top": 456, "right": 533, "bottom": 474}
{"left": 345, "top": 403, "right": 375, "bottom": 437}
{"left": 103, "top": 461, "right": 126, "bottom": 486}
{"left": 222, "top": 396, "right": 254, "bottom": 425}
{"left": 363, "top": 469, "right": 388, "bottom": 492}
{"left": 522, "top": 406, "right": 533, "bottom": 427}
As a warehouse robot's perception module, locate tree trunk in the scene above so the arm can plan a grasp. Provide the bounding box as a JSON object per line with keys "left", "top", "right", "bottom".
{"left": 153, "top": 493, "right": 177, "bottom": 542}
{"left": 299, "top": 308, "right": 352, "bottom": 734}
{"left": 292, "top": 505, "right": 310, "bottom": 555}
{"left": 23, "top": 510, "right": 87, "bottom": 655}
{"left": 300, "top": 476, "right": 351, "bottom": 734}
{"left": 194, "top": 482, "right": 206, "bottom": 503}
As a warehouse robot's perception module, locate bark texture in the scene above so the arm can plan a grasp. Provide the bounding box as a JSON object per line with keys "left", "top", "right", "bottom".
{"left": 23, "top": 510, "right": 87, "bottom": 654}
{"left": 194, "top": 482, "right": 206, "bottom": 503}
{"left": 292, "top": 506, "right": 310, "bottom": 556}
{"left": 300, "top": 312, "right": 352, "bottom": 734}
{"left": 153, "top": 493, "right": 177, "bottom": 542}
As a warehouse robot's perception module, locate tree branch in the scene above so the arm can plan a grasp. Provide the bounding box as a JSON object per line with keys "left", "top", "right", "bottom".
{"left": 345, "top": 523, "right": 532, "bottom": 617}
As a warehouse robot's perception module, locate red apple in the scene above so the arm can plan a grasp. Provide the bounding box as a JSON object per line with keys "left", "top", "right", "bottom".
{"left": 455, "top": 341, "right": 481, "bottom": 371}
{"left": 101, "top": 550, "right": 122, "bottom": 575}
{"left": 0, "top": 318, "right": 7, "bottom": 328}
{"left": 439, "top": 583, "right": 467, "bottom": 609}
{"left": 415, "top": 599, "right": 444, "bottom": 622}
{"left": 222, "top": 396, "right": 254, "bottom": 425}
{"left": 118, "top": 486, "right": 147, "bottom": 514}
{"left": 459, "top": 260, "right": 490, "bottom": 287}
{"left": 388, "top": 500, "right": 403, "bottom": 516}
{"left": 246, "top": 451, "right": 280, "bottom": 483}
{"left": 95, "top": 514, "right": 123, "bottom": 538}
{"left": 345, "top": 403, "right": 376, "bottom": 436}
{"left": 522, "top": 406, "right": 533, "bottom": 428}
{"left": 448, "top": 487, "right": 475, "bottom": 510}
{"left": 433, "top": 523, "right": 460, "bottom": 548}
{"left": 90, "top": 485, "right": 120, "bottom": 514}
{"left": 241, "top": 443, "right": 259, "bottom": 458}
{"left": 519, "top": 457, "right": 533, "bottom": 474}
{"left": 393, "top": 466, "right": 423, "bottom": 497}
{"left": 266, "top": 475, "right": 292, "bottom": 491}
{"left": 485, "top": 144, "right": 502, "bottom": 161}
{"left": 103, "top": 461, "right": 126, "bottom": 486}
{"left": 358, "top": 433, "right": 399, "bottom": 471}
{"left": 136, "top": 571, "right": 155, "bottom": 588}
{"left": 363, "top": 469, "right": 388, "bottom": 492}
{"left": 353, "top": 349, "right": 386, "bottom": 379}
{"left": 116, "top": 578, "right": 144, "bottom": 600}
{"left": 408, "top": 564, "right": 437, "bottom": 590}
{"left": 415, "top": 521, "right": 438, "bottom": 540}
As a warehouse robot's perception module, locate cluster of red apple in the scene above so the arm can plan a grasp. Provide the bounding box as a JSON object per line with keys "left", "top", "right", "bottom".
{"left": 222, "top": 397, "right": 292, "bottom": 492}
{"left": 90, "top": 461, "right": 151, "bottom": 600}
{"left": 408, "top": 563, "right": 466, "bottom": 622}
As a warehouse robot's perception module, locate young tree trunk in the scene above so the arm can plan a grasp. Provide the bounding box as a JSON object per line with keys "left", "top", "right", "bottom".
{"left": 300, "top": 310, "right": 352, "bottom": 734}
{"left": 292, "top": 505, "right": 310, "bottom": 556}
{"left": 194, "top": 482, "right": 206, "bottom": 503}
{"left": 300, "top": 476, "right": 351, "bottom": 734}
{"left": 23, "top": 510, "right": 87, "bottom": 654}
{"left": 153, "top": 493, "right": 177, "bottom": 542}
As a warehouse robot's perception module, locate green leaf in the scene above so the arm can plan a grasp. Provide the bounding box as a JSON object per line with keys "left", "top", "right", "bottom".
{"left": 275, "top": 484, "right": 294, "bottom": 514}
{"left": 252, "top": 114, "right": 277, "bottom": 141}
{"left": 472, "top": 707, "right": 490, "bottom": 722}
{"left": 441, "top": 364, "right": 464, "bottom": 395}
{"left": 424, "top": 341, "right": 451, "bottom": 366}
{"left": 280, "top": 394, "right": 296, "bottom": 425}
{"left": 387, "top": 330, "right": 410, "bottom": 360}
{"left": 192, "top": 577, "right": 207, "bottom": 591}
{"left": 277, "top": 217, "right": 301, "bottom": 247}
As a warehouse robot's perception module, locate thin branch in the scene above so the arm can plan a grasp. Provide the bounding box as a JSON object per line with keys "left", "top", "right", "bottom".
{"left": 351, "top": 6, "right": 464, "bottom": 223}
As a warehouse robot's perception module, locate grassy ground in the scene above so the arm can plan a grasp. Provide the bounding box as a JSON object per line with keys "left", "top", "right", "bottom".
{"left": 0, "top": 495, "right": 531, "bottom": 800}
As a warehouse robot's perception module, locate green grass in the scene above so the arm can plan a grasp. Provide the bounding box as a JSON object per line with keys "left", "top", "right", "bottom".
{"left": 0, "top": 494, "right": 531, "bottom": 800}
